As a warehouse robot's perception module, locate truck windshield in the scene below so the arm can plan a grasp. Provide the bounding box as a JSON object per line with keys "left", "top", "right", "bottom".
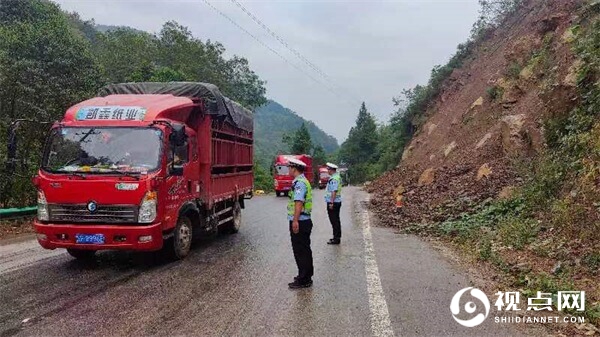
{"left": 275, "top": 165, "right": 289, "bottom": 176}
{"left": 43, "top": 127, "right": 163, "bottom": 174}
{"left": 320, "top": 172, "right": 330, "bottom": 179}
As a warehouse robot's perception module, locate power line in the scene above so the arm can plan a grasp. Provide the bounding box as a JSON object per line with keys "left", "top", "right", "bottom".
{"left": 229, "top": 0, "right": 360, "bottom": 105}
{"left": 200, "top": 0, "right": 359, "bottom": 107}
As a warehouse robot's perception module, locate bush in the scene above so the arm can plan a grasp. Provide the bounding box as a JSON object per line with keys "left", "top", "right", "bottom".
{"left": 506, "top": 61, "right": 522, "bottom": 78}
{"left": 439, "top": 198, "right": 525, "bottom": 242}
{"left": 498, "top": 217, "right": 539, "bottom": 250}
{"left": 479, "top": 233, "right": 494, "bottom": 261}
{"left": 253, "top": 162, "right": 273, "bottom": 192}
{"left": 486, "top": 85, "right": 502, "bottom": 100}
{"left": 519, "top": 153, "right": 569, "bottom": 212}
{"left": 582, "top": 252, "right": 600, "bottom": 271}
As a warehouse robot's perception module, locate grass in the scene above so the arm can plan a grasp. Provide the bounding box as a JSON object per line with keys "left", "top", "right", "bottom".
{"left": 507, "top": 61, "right": 523, "bottom": 79}
{"left": 486, "top": 85, "right": 503, "bottom": 101}
{"left": 498, "top": 217, "right": 539, "bottom": 250}
{"left": 582, "top": 252, "right": 600, "bottom": 271}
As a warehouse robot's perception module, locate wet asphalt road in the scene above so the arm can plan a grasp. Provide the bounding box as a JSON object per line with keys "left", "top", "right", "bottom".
{"left": 0, "top": 187, "right": 525, "bottom": 337}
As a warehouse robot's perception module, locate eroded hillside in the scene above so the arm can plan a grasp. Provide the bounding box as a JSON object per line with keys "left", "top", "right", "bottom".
{"left": 371, "top": 0, "right": 581, "bottom": 225}
{"left": 369, "top": 0, "right": 600, "bottom": 331}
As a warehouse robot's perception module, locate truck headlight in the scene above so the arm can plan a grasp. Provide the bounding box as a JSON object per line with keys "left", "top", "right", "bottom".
{"left": 37, "top": 190, "right": 49, "bottom": 221}
{"left": 139, "top": 191, "right": 157, "bottom": 223}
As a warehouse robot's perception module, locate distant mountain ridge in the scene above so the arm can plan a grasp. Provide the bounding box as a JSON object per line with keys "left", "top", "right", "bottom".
{"left": 254, "top": 100, "right": 338, "bottom": 167}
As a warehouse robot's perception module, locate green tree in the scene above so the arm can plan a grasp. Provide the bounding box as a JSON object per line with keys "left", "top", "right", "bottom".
{"left": 155, "top": 21, "right": 266, "bottom": 109}
{"left": 0, "top": 0, "right": 102, "bottom": 207}
{"left": 339, "top": 102, "right": 379, "bottom": 183}
{"left": 148, "top": 66, "right": 186, "bottom": 82}
{"left": 348, "top": 102, "right": 378, "bottom": 163}
{"left": 311, "top": 144, "right": 327, "bottom": 184}
{"left": 93, "top": 27, "right": 158, "bottom": 83}
{"left": 253, "top": 160, "right": 273, "bottom": 192}
{"left": 0, "top": 0, "right": 268, "bottom": 207}
{"left": 91, "top": 21, "right": 266, "bottom": 109}
{"left": 283, "top": 123, "right": 313, "bottom": 154}
{"left": 312, "top": 145, "right": 327, "bottom": 167}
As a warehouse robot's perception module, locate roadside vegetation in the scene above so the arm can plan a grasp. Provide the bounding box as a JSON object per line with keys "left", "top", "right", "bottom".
{"left": 0, "top": 0, "right": 268, "bottom": 208}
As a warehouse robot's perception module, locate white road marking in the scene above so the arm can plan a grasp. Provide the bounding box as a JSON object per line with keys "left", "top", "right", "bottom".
{"left": 360, "top": 195, "right": 396, "bottom": 337}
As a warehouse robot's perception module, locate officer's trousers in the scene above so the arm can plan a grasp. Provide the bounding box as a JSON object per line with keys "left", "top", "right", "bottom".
{"left": 289, "top": 219, "right": 313, "bottom": 283}
{"left": 327, "top": 202, "right": 342, "bottom": 240}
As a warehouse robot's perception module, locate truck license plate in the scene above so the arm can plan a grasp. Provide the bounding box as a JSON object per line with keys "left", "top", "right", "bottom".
{"left": 75, "top": 234, "right": 105, "bottom": 244}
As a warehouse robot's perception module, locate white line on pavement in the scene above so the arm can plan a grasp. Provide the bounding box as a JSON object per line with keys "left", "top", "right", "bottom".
{"left": 360, "top": 195, "right": 396, "bottom": 337}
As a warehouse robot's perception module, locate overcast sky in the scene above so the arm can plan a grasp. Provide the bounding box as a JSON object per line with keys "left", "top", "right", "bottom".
{"left": 55, "top": 0, "right": 480, "bottom": 142}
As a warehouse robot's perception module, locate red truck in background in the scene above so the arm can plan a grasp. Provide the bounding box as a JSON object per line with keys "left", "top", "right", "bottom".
{"left": 273, "top": 154, "right": 313, "bottom": 197}
{"left": 33, "top": 82, "right": 253, "bottom": 260}
{"left": 317, "top": 165, "right": 330, "bottom": 189}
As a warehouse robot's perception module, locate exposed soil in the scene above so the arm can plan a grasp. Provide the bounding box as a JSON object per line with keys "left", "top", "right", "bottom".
{"left": 368, "top": 0, "right": 600, "bottom": 335}
{"left": 369, "top": 0, "right": 582, "bottom": 229}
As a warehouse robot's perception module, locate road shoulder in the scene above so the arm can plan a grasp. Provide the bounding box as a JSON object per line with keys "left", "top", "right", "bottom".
{"left": 354, "top": 189, "right": 532, "bottom": 337}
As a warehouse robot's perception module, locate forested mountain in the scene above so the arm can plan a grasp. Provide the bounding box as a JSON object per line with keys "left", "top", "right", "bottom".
{"left": 254, "top": 100, "right": 338, "bottom": 167}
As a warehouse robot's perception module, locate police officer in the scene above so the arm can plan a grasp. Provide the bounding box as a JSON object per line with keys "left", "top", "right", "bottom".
{"left": 325, "top": 162, "right": 342, "bottom": 245}
{"left": 286, "top": 158, "right": 314, "bottom": 289}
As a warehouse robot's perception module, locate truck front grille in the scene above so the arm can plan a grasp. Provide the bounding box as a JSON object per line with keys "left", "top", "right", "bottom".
{"left": 48, "top": 204, "right": 138, "bottom": 224}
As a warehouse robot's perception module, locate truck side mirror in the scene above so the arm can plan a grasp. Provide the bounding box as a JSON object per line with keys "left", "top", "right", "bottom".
{"left": 169, "top": 124, "right": 187, "bottom": 147}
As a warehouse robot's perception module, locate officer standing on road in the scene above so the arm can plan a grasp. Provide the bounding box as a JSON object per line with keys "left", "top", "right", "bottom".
{"left": 325, "top": 163, "right": 342, "bottom": 245}
{"left": 286, "top": 158, "right": 314, "bottom": 289}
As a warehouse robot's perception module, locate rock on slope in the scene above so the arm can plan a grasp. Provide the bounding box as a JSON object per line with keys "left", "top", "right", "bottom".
{"left": 368, "top": 0, "right": 582, "bottom": 228}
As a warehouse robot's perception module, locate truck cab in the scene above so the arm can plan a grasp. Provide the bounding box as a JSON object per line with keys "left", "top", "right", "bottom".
{"left": 318, "top": 166, "right": 330, "bottom": 189}
{"left": 273, "top": 154, "right": 313, "bottom": 197}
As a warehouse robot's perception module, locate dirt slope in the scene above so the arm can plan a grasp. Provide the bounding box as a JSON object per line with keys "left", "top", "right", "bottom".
{"left": 369, "top": 0, "right": 582, "bottom": 228}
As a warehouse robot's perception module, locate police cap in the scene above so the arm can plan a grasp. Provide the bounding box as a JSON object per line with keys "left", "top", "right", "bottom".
{"left": 288, "top": 158, "right": 307, "bottom": 169}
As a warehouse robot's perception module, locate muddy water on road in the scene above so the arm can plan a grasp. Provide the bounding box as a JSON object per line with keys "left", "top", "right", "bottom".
{"left": 0, "top": 188, "right": 371, "bottom": 337}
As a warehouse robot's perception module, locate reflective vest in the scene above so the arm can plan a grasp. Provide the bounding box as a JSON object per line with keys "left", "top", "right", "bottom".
{"left": 288, "top": 175, "right": 313, "bottom": 217}
{"left": 326, "top": 173, "right": 342, "bottom": 200}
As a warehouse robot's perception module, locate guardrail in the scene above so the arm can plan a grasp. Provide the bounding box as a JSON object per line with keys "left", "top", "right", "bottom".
{"left": 0, "top": 207, "right": 37, "bottom": 220}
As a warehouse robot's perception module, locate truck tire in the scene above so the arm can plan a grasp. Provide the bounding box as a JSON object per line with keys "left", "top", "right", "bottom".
{"left": 164, "top": 215, "right": 193, "bottom": 260}
{"left": 67, "top": 248, "right": 96, "bottom": 260}
{"left": 224, "top": 202, "right": 242, "bottom": 234}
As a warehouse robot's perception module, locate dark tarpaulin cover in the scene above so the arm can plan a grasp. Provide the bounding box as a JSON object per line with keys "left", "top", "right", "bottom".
{"left": 98, "top": 82, "right": 254, "bottom": 132}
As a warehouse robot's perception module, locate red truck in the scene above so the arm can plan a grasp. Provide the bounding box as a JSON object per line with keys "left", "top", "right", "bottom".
{"left": 33, "top": 82, "right": 253, "bottom": 260}
{"left": 318, "top": 165, "right": 330, "bottom": 189}
{"left": 273, "top": 154, "right": 313, "bottom": 197}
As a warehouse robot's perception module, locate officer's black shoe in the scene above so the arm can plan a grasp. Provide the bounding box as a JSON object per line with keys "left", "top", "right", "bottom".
{"left": 327, "top": 239, "right": 341, "bottom": 245}
{"left": 288, "top": 280, "right": 312, "bottom": 289}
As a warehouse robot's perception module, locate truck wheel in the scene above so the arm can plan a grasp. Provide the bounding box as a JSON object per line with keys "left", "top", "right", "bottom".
{"left": 224, "top": 202, "right": 242, "bottom": 234}
{"left": 164, "top": 215, "right": 193, "bottom": 260}
{"left": 67, "top": 248, "right": 96, "bottom": 260}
